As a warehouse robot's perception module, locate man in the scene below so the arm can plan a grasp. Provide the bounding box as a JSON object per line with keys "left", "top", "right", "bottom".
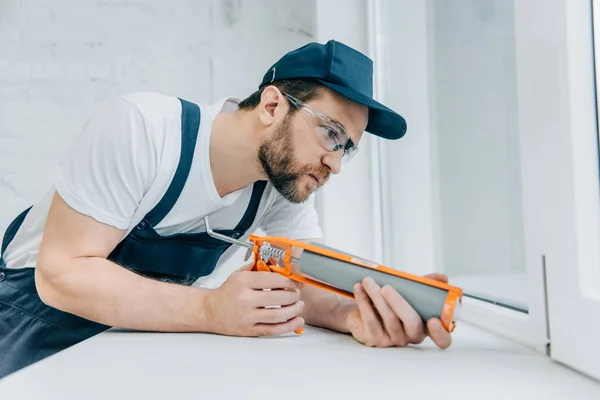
{"left": 0, "top": 40, "right": 452, "bottom": 378}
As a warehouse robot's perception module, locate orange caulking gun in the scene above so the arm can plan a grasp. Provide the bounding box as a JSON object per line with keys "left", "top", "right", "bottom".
{"left": 204, "top": 217, "right": 466, "bottom": 335}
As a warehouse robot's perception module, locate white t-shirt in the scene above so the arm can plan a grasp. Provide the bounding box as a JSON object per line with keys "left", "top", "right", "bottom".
{"left": 2, "top": 92, "right": 323, "bottom": 279}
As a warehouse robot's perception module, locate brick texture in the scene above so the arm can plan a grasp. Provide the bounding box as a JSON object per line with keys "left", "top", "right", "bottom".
{"left": 0, "top": 0, "right": 314, "bottom": 236}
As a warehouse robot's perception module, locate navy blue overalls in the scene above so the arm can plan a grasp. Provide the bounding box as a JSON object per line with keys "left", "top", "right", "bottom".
{"left": 0, "top": 98, "right": 267, "bottom": 378}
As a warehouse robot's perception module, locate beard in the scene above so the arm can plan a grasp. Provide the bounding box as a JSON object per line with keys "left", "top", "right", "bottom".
{"left": 257, "top": 114, "right": 329, "bottom": 204}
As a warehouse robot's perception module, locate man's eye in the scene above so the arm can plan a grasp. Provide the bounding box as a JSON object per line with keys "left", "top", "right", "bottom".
{"left": 325, "top": 127, "right": 338, "bottom": 137}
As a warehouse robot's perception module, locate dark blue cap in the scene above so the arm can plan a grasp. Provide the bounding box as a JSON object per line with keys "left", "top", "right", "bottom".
{"left": 259, "top": 39, "right": 407, "bottom": 140}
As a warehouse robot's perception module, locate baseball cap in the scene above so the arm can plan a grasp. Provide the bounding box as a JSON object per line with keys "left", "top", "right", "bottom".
{"left": 259, "top": 39, "right": 407, "bottom": 140}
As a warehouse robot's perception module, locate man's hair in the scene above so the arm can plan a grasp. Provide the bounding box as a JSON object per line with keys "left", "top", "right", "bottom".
{"left": 237, "top": 79, "right": 324, "bottom": 114}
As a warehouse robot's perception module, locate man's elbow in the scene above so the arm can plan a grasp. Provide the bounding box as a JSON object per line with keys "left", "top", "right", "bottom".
{"left": 35, "top": 254, "right": 71, "bottom": 310}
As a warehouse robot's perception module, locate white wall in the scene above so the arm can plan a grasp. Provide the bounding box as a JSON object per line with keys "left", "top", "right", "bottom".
{"left": 0, "top": 0, "right": 315, "bottom": 239}
{"left": 313, "top": 0, "right": 382, "bottom": 262}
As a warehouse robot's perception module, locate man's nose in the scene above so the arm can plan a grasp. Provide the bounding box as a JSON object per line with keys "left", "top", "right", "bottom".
{"left": 322, "top": 152, "right": 342, "bottom": 175}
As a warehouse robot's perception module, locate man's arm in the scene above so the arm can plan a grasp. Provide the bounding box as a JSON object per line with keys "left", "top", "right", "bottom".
{"left": 35, "top": 95, "right": 215, "bottom": 333}
{"left": 293, "top": 238, "right": 356, "bottom": 333}
{"left": 36, "top": 192, "right": 211, "bottom": 333}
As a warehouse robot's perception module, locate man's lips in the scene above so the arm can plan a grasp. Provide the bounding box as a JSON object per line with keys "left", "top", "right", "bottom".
{"left": 309, "top": 173, "right": 324, "bottom": 185}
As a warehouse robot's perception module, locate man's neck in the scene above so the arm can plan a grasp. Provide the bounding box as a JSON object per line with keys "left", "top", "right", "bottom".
{"left": 209, "top": 109, "right": 265, "bottom": 198}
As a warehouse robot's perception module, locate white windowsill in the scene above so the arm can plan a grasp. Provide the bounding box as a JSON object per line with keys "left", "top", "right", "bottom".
{"left": 0, "top": 321, "right": 599, "bottom": 398}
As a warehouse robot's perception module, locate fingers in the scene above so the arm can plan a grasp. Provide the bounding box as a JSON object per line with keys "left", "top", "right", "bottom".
{"left": 254, "top": 316, "right": 306, "bottom": 337}
{"left": 253, "top": 288, "right": 301, "bottom": 307}
{"left": 237, "top": 262, "right": 254, "bottom": 271}
{"left": 361, "top": 277, "right": 407, "bottom": 347}
{"left": 254, "top": 300, "right": 305, "bottom": 327}
{"left": 353, "top": 282, "right": 389, "bottom": 346}
{"left": 381, "top": 284, "right": 426, "bottom": 344}
{"left": 242, "top": 271, "right": 300, "bottom": 290}
{"left": 427, "top": 318, "right": 452, "bottom": 349}
{"left": 348, "top": 274, "right": 452, "bottom": 350}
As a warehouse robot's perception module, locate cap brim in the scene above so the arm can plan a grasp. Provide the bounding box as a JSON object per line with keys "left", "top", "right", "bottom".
{"left": 316, "top": 80, "right": 407, "bottom": 140}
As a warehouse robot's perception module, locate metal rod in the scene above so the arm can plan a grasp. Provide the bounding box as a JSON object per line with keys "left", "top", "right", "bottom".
{"left": 462, "top": 292, "right": 529, "bottom": 314}
{"left": 204, "top": 216, "right": 301, "bottom": 264}
{"left": 205, "top": 215, "right": 529, "bottom": 315}
{"left": 542, "top": 254, "right": 552, "bottom": 355}
{"left": 203, "top": 216, "right": 253, "bottom": 249}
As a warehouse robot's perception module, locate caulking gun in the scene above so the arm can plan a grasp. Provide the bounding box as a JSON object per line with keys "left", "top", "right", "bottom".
{"left": 204, "top": 216, "right": 469, "bottom": 335}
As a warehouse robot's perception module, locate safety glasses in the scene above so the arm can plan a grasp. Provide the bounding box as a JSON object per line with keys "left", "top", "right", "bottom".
{"left": 282, "top": 92, "right": 359, "bottom": 163}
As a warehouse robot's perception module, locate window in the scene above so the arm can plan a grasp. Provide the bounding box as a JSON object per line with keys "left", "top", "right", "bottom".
{"left": 370, "top": 0, "right": 548, "bottom": 350}
{"left": 379, "top": 0, "right": 528, "bottom": 311}
{"left": 372, "top": 1, "right": 600, "bottom": 375}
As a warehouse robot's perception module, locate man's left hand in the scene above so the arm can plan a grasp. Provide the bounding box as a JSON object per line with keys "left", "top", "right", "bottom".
{"left": 345, "top": 273, "right": 452, "bottom": 349}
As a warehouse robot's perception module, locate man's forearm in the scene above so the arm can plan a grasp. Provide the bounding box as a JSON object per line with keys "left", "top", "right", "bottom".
{"left": 300, "top": 284, "right": 355, "bottom": 333}
{"left": 36, "top": 255, "right": 212, "bottom": 333}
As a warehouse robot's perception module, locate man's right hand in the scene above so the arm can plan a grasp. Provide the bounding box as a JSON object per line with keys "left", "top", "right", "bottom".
{"left": 37, "top": 192, "right": 302, "bottom": 335}
{"left": 202, "top": 264, "right": 305, "bottom": 337}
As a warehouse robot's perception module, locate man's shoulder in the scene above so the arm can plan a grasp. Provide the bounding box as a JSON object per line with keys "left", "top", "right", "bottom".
{"left": 118, "top": 91, "right": 183, "bottom": 121}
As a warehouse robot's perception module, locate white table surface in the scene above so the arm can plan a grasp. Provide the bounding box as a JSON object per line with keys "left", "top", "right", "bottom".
{"left": 1, "top": 323, "right": 599, "bottom": 399}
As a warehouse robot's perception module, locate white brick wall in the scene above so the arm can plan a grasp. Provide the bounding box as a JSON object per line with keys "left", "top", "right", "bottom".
{"left": 0, "top": 0, "right": 315, "bottom": 237}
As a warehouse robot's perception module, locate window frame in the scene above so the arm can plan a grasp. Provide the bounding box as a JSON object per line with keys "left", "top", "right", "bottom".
{"left": 540, "top": 0, "right": 600, "bottom": 379}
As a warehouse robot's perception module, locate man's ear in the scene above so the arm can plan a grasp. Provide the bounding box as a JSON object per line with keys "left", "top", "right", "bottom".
{"left": 258, "top": 86, "right": 285, "bottom": 127}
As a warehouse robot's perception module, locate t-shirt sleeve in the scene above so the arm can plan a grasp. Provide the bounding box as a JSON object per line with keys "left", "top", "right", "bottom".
{"left": 259, "top": 192, "right": 323, "bottom": 240}
{"left": 53, "top": 96, "right": 158, "bottom": 230}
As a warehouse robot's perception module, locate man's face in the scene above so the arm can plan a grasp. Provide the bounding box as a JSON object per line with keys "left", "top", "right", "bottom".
{"left": 258, "top": 89, "right": 368, "bottom": 203}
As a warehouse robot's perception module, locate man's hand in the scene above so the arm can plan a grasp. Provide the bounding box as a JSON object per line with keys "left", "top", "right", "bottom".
{"left": 346, "top": 273, "right": 452, "bottom": 349}
{"left": 202, "top": 264, "right": 306, "bottom": 337}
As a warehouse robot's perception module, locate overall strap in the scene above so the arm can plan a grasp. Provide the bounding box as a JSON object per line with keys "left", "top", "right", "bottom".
{"left": 143, "top": 98, "right": 201, "bottom": 227}
{"left": 233, "top": 180, "right": 268, "bottom": 231}
{"left": 1, "top": 206, "right": 32, "bottom": 259}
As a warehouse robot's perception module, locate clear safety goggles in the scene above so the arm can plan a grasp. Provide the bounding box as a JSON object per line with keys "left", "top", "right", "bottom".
{"left": 282, "top": 92, "right": 358, "bottom": 163}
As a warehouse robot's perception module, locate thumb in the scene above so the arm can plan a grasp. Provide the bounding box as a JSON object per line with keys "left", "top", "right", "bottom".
{"left": 425, "top": 273, "right": 449, "bottom": 283}
{"left": 238, "top": 262, "right": 255, "bottom": 271}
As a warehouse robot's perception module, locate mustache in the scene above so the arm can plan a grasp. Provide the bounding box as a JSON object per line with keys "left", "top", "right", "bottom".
{"left": 305, "top": 166, "right": 330, "bottom": 183}
{"left": 279, "top": 167, "right": 330, "bottom": 182}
